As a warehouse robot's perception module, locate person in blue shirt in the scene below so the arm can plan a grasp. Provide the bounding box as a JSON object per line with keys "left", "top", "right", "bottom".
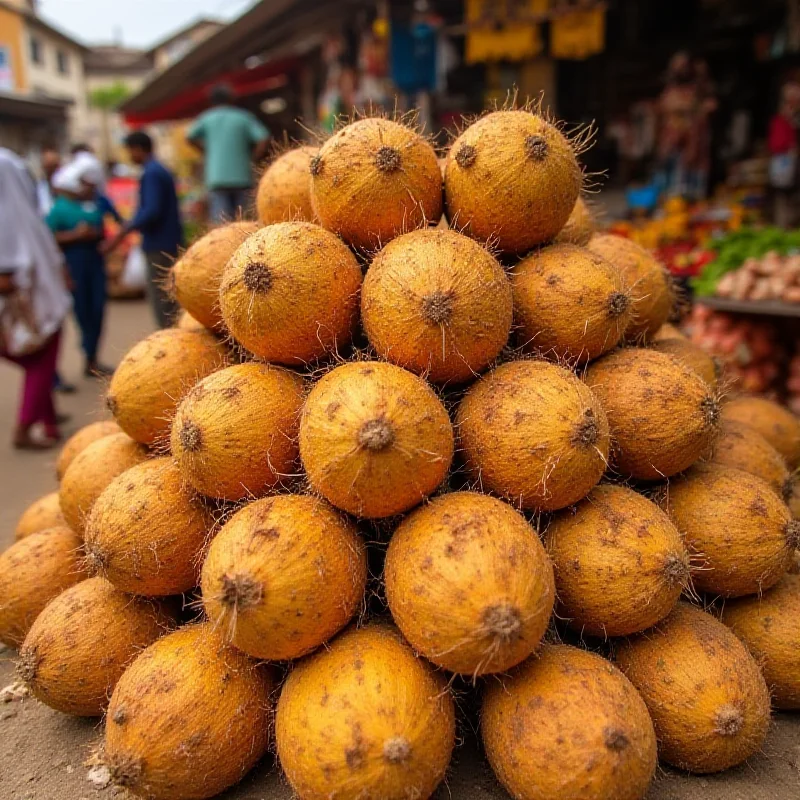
{"left": 103, "top": 131, "right": 183, "bottom": 328}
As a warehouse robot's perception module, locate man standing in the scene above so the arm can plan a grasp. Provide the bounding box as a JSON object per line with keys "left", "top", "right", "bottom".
{"left": 102, "top": 131, "right": 183, "bottom": 328}
{"left": 187, "top": 84, "right": 270, "bottom": 223}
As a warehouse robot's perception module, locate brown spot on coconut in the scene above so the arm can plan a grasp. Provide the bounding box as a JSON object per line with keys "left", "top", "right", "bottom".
{"left": 384, "top": 492, "right": 555, "bottom": 675}
{"left": 107, "top": 328, "right": 226, "bottom": 446}
{"left": 201, "top": 495, "right": 366, "bottom": 660}
{"left": 105, "top": 623, "right": 274, "bottom": 800}
{"left": 650, "top": 336, "right": 718, "bottom": 387}
{"left": 482, "top": 644, "right": 657, "bottom": 800}
{"left": 256, "top": 145, "right": 317, "bottom": 224}
{"left": 615, "top": 603, "right": 770, "bottom": 774}
{"left": 59, "top": 433, "right": 148, "bottom": 534}
{"left": 445, "top": 110, "right": 581, "bottom": 253}
{"left": 172, "top": 222, "right": 260, "bottom": 330}
{"left": 545, "top": 484, "right": 689, "bottom": 637}
{"left": 664, "top": 464, "right": 797, "bottom": 597}
{"left": 588, "top": 234, "right": 673, "bottom": 341}
{"left": 0, "top": 528, "right": 87, "bottom": 647}
{"left": 361, "top": 229, "right": 512, "bottom": 383}
{"left": 457, "top": 360, "right": 609, "bottom": 512}
{"left": 720, "top": 573, "right": 800, "bottom": 709}
{"left": 721, "top": 395, "right": 800, "bottom": 468}
{"left": 56, "top": 420, "right": 121, "bottom": 481}
{"left": 219, "top": 221, "right": 362, "bottom": 364}
{"left": 704, "top": 419, "right": 790, "bottom": 498}
{"left": 512, "top": 244, "right": 633, "bottom": 363}
{"left": 299, "top": 361, "right": 454, "bottom": 518}
{"left": 554, "top": 196, "right": 596, "bottom": 246}
{"left": 171, "top": 363, "right": 305, "bottom": 501}
{"left": 276, "top": 625, "right": 455, "bottom": 800}
{"left": 175, "top": 310, "right": 206, "bottom": 331}
{"left": 584, "top": 347, "right": 719, "bottom": 480}
{"left": 18, "top": 577, "right": 176, "bottom": 716}
{"left": 652, "top": 322, "right": 687, "bottom": 341}
{"left": 84, "top": 457, "right": 213, "bottom": 596}
{"left": 15, "top": 491, "right": 67, "bottom": 540}
{"left": 310, "top": 117, "right": 442, "bottom": 250}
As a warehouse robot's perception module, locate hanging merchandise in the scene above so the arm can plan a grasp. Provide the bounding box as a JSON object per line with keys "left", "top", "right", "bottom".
{"left": 465, "top": 0, "right": 548, "bottom": 64}
{"left": 390, "top": 20, "right": 438, "bottom": 93}
{"left": 550, "top": 6, "right": 606, "bottom": 60}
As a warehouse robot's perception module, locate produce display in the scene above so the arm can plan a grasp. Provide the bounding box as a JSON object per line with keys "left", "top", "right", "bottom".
{"left": 3, "top": 108, "right": 800, "bottom": 800}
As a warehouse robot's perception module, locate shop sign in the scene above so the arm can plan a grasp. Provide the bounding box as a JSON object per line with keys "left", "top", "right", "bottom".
{"left": 550, "top": 7, "right": 606, "bottom": 60}
{"left": 465, "top": 0, "right": 548, "bottom": 64}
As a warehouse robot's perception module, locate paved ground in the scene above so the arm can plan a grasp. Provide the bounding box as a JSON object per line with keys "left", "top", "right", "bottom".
{"left": 1, "top": 298, "right": 799, "bottom": 800}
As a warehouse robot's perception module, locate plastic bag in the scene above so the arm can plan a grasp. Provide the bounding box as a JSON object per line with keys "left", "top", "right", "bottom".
{"left": 121, "top": 244, "right": 147, "bottom": 290}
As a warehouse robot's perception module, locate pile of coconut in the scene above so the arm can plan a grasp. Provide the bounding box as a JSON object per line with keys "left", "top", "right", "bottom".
{"left": 3, "top": 107, "right": 800, "bottom": 800}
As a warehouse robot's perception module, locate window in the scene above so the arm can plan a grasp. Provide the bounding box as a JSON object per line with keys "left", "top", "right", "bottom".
{"left": 56, "top": 49, "right": 69, "bottom": 74}
{"left": 30, "top": 35, "right": 42, "bottom": 65}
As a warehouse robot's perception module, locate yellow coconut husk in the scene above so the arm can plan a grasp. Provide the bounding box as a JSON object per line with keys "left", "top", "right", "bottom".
{"left": 588, "top": 234, "right": 673, "bottom": 341}
{"left": 584, "top": 347, "right": 720, "bottom": 480}
{"left": 310, "top": 117, "right": 442, "bottom": 250}
{"left": 362, "top": 229, "right": 512, "bottom": 383}
{"left": 299, "top": 361, "right": 454, "bottom": 518}
{"left": 256, "top": 145, "right": 317, "bottom": 224}
{"left": 664, "top": 464, "right": 798, "bottom": 597}
{"left": 172, "top": 222, "right": 260, "bottom": 330}
{"left": 553, "top": 195, "right": 596, "bottom": 246}
{"left": 18, "top": 577, "right": 175, "bottom": 716}
{"left": 84, "top": 457, "right": 213, "bottom": 596}
{"left": 201, "top": 495, "right": 366, "bottom": 661}
{"left": 650, "top": 336, "right": 718, "bottom": 387}
{"left": 104, "top": 623, "right": 274, "bottom": 800}
{"left": 107, "top": 328, "right": 227, "bottom": 446}
{"left": 175, "top": 310, "right": 206, "bottom": 331}
{"left": 512, "top": 243, "right": 632, "bottom": 363}
{"left": 457, "top": 360, "right": 609, "bottom": 512}
{"left": 483, "top": 644, "right": 657, "bottom": 800}
{"left": 56, "top": 420, "right": 121, "bottom": 481}
{"left": 15, "top": 491, "right": 67, "bottom": 540}
{"left": 652, "top": 322, "right": 686, "bottom": 341}
{"left": 445, "top": 110, "right": 581, "bottom": 253}
{"left": 385, "top": 491, "right": 554, "bottom": 675}
{"left": 615, "top": 603, "right": 771, "bottom": 774}
{"left": 276, "top": 625, "right": 455, "bottom": 800}
{"left": 721, "top": 395, "right": 800, "bottom": 467}
{"left": 171, "top": 363, "right": 305, "bottom": 501}
{"left": 219, "top": 221, "right": 363, "bottom": 364}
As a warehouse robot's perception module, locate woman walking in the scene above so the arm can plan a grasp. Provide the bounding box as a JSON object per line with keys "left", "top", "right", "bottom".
{"left": 0, "top": 148, "right": 71, "bottom": 450}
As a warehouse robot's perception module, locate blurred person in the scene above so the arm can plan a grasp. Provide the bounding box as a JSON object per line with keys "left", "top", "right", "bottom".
{"left": 102, "top": 131, "right": 183, "bottom": 328}
{"left": 0, "top": 148, "right": 71, "bottom": 449}
{"left": 187, "top": 83, "right": 270, "bottom": 223}
{"left": 768, "top": 80, "right": 800, "bottom": 228}
{"left": 37, "top": 148, "right": 61, "bottom": 216}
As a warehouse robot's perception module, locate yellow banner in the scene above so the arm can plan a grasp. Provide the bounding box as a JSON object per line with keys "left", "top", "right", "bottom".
{"left": 466, "top": 0, "right": 548, "bottom": 64}
{"left": 550, "top": 8, "right": 606, "bottom": 60}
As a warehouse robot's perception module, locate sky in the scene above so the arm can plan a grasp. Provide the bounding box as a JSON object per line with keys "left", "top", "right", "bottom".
{"left": 37, "top": 0, "right": 256, "bottom": 48}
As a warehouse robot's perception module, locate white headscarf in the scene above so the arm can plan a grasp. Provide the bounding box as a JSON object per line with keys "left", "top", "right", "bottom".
{"left": 0, "top": 148, "right": 71, "bottom": 339}
{"left": 52, "top": 151, "right": 106, "bottom": 195}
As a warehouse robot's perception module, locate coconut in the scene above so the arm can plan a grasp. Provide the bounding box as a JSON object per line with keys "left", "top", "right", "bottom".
{"left": 56, "top": 420, "right": 121, "bottom": 481}
{"left": 615, "top": 603, "right": 770, "bottom": 773}
{"left": 171, "top": 363, "right": 305, "bottom": 501}
{"left": 59, "top": 433, "right": 148, "bottom": 534}
{"left": 588, "top": 234, "right": 672, "bottom": 341}
{"left": 445, "top": 110, "right": 581, "bottom": 253}
{"left": 584, "top": 348, "right": 720, "bottom": 480}
{"left": 84, "top": 457, "right": 213, "bottom": 596}
{"left": 176, "top": 310, "right": 206, "bottom": 331}
{"left": 704, "top": 419, "right": 791, "bottom": 499}
{"left": 299, "top": 361, "right": 454, "bottom": 518}
{"left": 256, "top": 145, "right": 317, "bottom": 224}
{"left": 553, "top": 196, "right": 596, "bottom": 246}
{"left": 545, "top": 484, "right": 689, "bottom": 637}
{"left": 172, "top": 222, "right": 260, "bottom": 330}
{"left": 361, "top": 229, "right": 512, "bottom": 383}
{"left": 457, "top": 360, "right": 609, "bottom": 512}
{"left": 219, "top": 221, "right": 363, "bottom": 364}
{"left": 512, "top": 243, "right": 632, "bottom": 363}
{"left": 650, "top": 336, "right": 718, "bottom": 387}
{"left": 664, "top": 464, "right": 798, "bottom": 597}
{"left": 104, "top": 623, "right": 273, "bottom": 800}
{"left": 276, "top": 625, "right": 455, "bottom": 800}
{"left": 721, "top": 573, "right": 800, "bottom": 709}
{"left": 107, "top": 328, "right": 226, "bottom": 446}
{"left": 384, "top": 491, "right": 554, "bottom": 675}
{"left": 201, "top": 495, "right": 366, "bottom": 660}
{"left": 18, "top": 577, "right": 175, "bottom": 716}
{"left": 310, "top": 117, "right": 442, "bottom": 250}
{"left": 482, "top": 644, "right": 656, "bottom": 800}
{"left": 0, "top": 528, "right": 86, "bottom": 647}
{"left": 15, "top": 491, "right": 67, "bottom": 540}
{"left": 652, "top": 323, "right": 686, "bottom": 341}
{"left": 722, "top": 396, "right": 800, "bottom": 467}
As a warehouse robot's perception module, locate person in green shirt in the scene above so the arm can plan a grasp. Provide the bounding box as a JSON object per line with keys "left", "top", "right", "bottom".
{"left": 187, "top": 84, "right": 270, "bottom": 223}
